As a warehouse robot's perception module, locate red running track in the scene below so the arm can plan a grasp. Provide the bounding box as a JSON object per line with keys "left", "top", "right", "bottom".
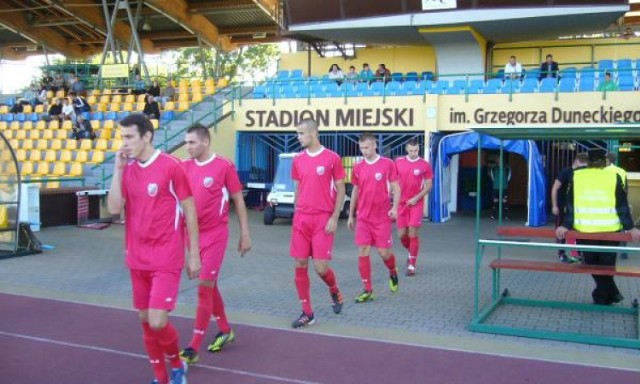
{"left": 0, "top": 293, "right": 638, "bottom": 384}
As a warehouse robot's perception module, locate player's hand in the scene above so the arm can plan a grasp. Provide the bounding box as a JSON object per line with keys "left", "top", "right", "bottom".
{"left": 552, "top": 206, "right": 559, "bottom": 216}
{"left": 114, "top": 149, "right": 128, "bottom": 171}
{"left": 325, "top": 215, "right": 338, "bottom": 234}
{"left": 238, "top": 233, "right": 252, "bottom": 256}
{"left": 186, "top": 250, "right": 201, "bottom": 280}
{"left": 555, "top": 226, "right": 568, "bottom": 240}
{"left": 347, "top": 216, "right": 355, "bottom": 231}
{"left": 407, "top": 197, "right": 418, "bottom": 206}
{"left": 629, "top": 228, "right": 640, "bottom": 243}
{"left": 388, "top": 207, "right": 397, "bottom": 220}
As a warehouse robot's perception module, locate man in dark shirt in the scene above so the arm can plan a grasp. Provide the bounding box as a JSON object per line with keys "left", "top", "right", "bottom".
{"left": 72, "top": 114, "right": 94, "bottom": 140}
{"left": 539, "top": 54, "right": 560, "bottom": 80}
{"left": 551, "top": 153, "right": 587, "bottom": 263}
{"left": 69, "top": 92, "right": 91, "bottom": 115}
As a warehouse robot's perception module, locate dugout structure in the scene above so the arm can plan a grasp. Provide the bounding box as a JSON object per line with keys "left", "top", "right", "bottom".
{"left": 469, "top": 123, "right": 640, "bottom": 349}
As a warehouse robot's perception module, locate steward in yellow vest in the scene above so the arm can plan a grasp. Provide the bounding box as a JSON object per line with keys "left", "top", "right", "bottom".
{"left": 556, "top": 149, "right": 639, "bottom": 305}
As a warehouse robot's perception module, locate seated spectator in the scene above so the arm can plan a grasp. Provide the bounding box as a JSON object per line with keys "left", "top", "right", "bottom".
{"left": 621, "top": 27, "right": 636, "bottom": 39}
{"left": 360, "top": 63, "right": 374, "bottom": 83}
{"left": 69, "top": 75, "right": 86, "bottom": 97}
{"left": 160, "top": 82, "right": 175, "bottom": 107}
{"left": 69, "top": 91, "right": 91, "bottom": 115}
{"left": 23, "top": 86, "right": 38, "bottom": 106}
{"left": 51, "top": 73, "right": 65, "bottom": 93}
{"left": 132, "top": 74, "right": 147, "bottom": 95}
{"left": 9, "top": 99, "right": 28, "bottom": 114}
{"left": 36, "top": 86, "right": 48, "bottom": 105}
{"left": 47, "top": 98, "right": 63, "bottom": 122}
{"left": 597, "top": 72, "right": 618, "bottom": 92}
{"left": 539, "top": 54, "right": 559, "bottom": 80}
{"left": 61, "top": 98, "right": 75, "bottom": 122}
{"left": 143, "top": 94, "right": 161, "bottom": 119}
{"left": 328, "top": 64, "right": 344, "bottom": 85}
{"left": 345, "top": 65, "right": 358, "bottom": 84}
{"left": 374, "top": 64, "right": 391, "bottom": 83}
{"left": 71, "top": 114, "right": 94, "bottom": 140}
{"left": 504, "top": 56, "right": 524, "bottom": 80}
{"left": 148, "top": 80, "right": 161, "bottom": 99}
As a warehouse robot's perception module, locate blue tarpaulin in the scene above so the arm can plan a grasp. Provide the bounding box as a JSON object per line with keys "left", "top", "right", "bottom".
{"left": 429, "top": 132, "right": 547, "bottom": 227}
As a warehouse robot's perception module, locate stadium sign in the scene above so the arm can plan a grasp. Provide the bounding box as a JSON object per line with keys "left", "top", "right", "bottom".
{"left": 245, "top": 107, "right": 416, "bottom": 128}
{"left": 422, "top": 0, "right": 457, "bottom": 11}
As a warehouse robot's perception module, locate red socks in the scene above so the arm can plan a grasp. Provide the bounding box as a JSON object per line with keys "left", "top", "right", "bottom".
{"left": 320, "top": 268, "right": 340, "bottom": 294}
{"left": 294, "top": 267, "right": 313, "bottom": 315}
{"left": 409, "top": 237, "right": 420, "bottom": 266}
{"left": 212, "top": 285, "right": 231, "bottom": 334}
{"left": 142, "top": 322, "right": 168, "bottom": 383}
{"left": 154, "top": 322, "right": 182, "bottom": 369}
{"left": 188, "top": 285, "right": 214, "bottom": 351}
{"left": 401, "top": 235, "right": 410, "bottom": 250}
{"left": 383, "top": 254, "right": 398, "bottom": 277}
{"left": 358, "top": 256, "right": 373, "bottom": 292}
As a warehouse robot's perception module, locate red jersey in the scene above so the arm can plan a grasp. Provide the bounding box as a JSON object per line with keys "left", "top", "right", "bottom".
{"left": 182, "top": 154, "right": 243, "bottom": 232}
{"left": 291, "top": 147, "right": 346, "bottom": 215}
{"left": 122, "top": 150, "right": 192, "bottom": 271}
{"left": 395, "top": 156, "right": 433, "bottom": 203}
{"left": 351, "top": 156, "right": 398, "bottom": 222}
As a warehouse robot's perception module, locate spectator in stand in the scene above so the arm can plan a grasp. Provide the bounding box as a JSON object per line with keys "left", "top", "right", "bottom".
{"left": 160, "top": 82, "right": 176, "bottom": 107}
{"left": 71, "top": 114, "right": 94, "bottom": 140}
{"left": 143, "top": 94, "right": 161, "bottom": 120}
{"left": 360, "top": 63, "right": 374, "bottom": 84}
{"left": 621, "top": 27, "right": 636, "bottom": 39}
{"left": 69, "top": 91, "right": 91, "bottom": 115}
{"left": 328, "top": 64, "right": 345, "bottom": 85}
{"left": 9, "top": 99, "right": 29, "bottom": 114}
{"left": 69, "top": 75, "right": 86, "bottom": 97}
{"left": 23, "top": 85, "right": 38, "bottom": 106}
{"left": 539, "top": 54, "right": 559, "bottom": 80}
{"left": 345, "top": 66, "right": 358, "bottom": 85}
{"left": 61, "top": 97, "right": 75, "bottom": 122}
{"left": 148, "top": 80, "right": 161, "bottom": 100}
{"left": 504, "top": 56, "right": 524, "bottom": 80}
{"left": 597, "top": 72, "right": 618, "bottom": 92}
{"left": 133, "top": 74, "right": 147, "bottom": 95}
{"left": 52, "top": 73, "right": 65, "bottom": 93}
{"left": 47, "top": 98, "right": 63, "bottom": 123}
{"left": 375, "top": 64, "right": 391, "bottom": 83}
{"left": 36, "top": 86, "right": 48, "bottom": 105}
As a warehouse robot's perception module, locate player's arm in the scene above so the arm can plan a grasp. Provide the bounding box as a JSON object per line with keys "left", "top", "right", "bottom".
{"left": 550, "top": 179, "right": 562, "bottom": 215}
{"left": 231, "top": 191, "right": 252, "bottom": 256}
{"left": 389, "top": 180, "right": 400, "bottom": 218}
{"left": 410, "top": 178, "right": 433, "bottom": 205}
{"left": 107, "top": 149, "right": 127, "bottom": 214}
{"left": 325, "top": 178, "right": 345, "bottom": 234}
{"left": 179, "top": 197, "right": 201, "bottom": 279}
{"left": 293, "top": 181, "right": 299, "bottom": 208}
{"left": 347, "top": 185, "right": 358, "bottom": 230}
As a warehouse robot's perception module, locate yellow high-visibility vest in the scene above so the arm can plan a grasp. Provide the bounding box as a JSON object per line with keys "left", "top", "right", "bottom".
{"left": 605, "top": 164, "right": 627, "bottom": 188}
{"left": 573, "top": 168, "right": 621, "bottom": 233}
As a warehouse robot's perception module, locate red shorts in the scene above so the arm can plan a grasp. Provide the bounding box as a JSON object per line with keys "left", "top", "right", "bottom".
{"left": 355, "top": 219, "right": 393, "bottom": 249}
{"left": 290, "top": 212, "right": 334, "bottom": 260}
{"left": 130, "top": 269, "right": 182, "bottom": 311}
{"left": 199, "top": 226, "right": 229, "bottom": 281}
{"left": 397, "top": 202, "right": 424, "bottom": 229}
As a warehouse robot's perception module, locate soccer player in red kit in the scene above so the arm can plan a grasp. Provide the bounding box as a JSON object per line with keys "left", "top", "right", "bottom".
{"left": 290, "top": 118, "right": 346, "bottom": 328}
{"left": 107, "top": 114, "right": 200, "bottom": 384}
{"left": 348, "top": 133, "right": 401, "bottom": 303}
{"left": 395, "top": 140, "right": 433, "bottom": 276}
{"left": 179, "top": 124, "right": 252, "bottom": 364}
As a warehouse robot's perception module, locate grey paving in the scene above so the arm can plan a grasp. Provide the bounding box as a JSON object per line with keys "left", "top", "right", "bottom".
{"left": 0, "top": 210, "right": 639, "bottom": 370}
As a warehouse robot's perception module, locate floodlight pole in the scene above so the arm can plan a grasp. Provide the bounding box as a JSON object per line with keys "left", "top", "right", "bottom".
{"left": 97, "top": 0, "right": 122, "bottom": 86}
{"left": 126, "top": 0, "right": 144, "bottom": 66}
{"left": 123, "top": 0, "right": 150, "bottom": 82}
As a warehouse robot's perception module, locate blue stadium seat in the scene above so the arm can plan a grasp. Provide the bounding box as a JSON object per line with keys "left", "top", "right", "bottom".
{"left": 618, "top": 75, "right": 635, "bottom": 91}
{"left": 290, "top": 69, "right": 304, "bottom": 79}
{"left": 2, "top": 114, "right": 14, "bottom": 122}
{"left": 469, "top": 79, "right": 484, "bottom": 89}
{"left": 482, "top": 84, "right": 501, "bottom": 94}
{"left": 16, "top": 113, "right": 26, "bottom": 122}
{"left": 117, "top": 111, "right": 131, "bottom": 120}
{"left": 560, "top": 67, "right": 577, "bottom": 78}
{"left": 344, "top": 85, "right": 359, "bottom": 97}
{"left": 421, "top": 71, "right": 434, "bottom": 81}
{"left": 161, "top": 110, "right": 175, "bottom": 122}
{"left": 578, "top": 78, "right": 595, "bottom": 92}
{"left": 391, "top": 72, "right": 403, "bottom": 82}
{"left": 28, "top": 113, "right": 39, "bottom": 122}
{"left": 579, "top": 66, "right": 596, "bottom": 78}
{"left": 539, "top": 78, "right": 557, "bottom": 93}
{"left": 417, "top": 80, "right": 433, "bottom": 93}
{"left": 467, "top": 85, "right": 483, "bottom": 94}
{"left": 252, "top": 85, "right": 267, "bottom": 98}
{"left": 597, "top": 59, "right": 614, "bottom": 72}
{"left": 386, "top": 81, "right": 402, "bottom": 95}
{"left": 324, "top": 82, "right": 339, "bottom": 92}
{"left": 525, "top": 68, "right": 540, "bottom": 79}
{"left": 355, "top": 82, "right": 369, "bottom": 93}
{"left": 405, "top": 72, "right": 418, "bottom": 82}
{"left": 558, "top": 79, "right": 576, "bottom": 92}
{"left": 402, "top": 80, "right": 419, "bottom": 95}
{"left": 452, "top": 79, "right": 467, "bottom": 90}
{"left": 486, "top": 78, "right": 502, "bottom": 88}
{"left": 446, "top": 86, "right": 464, "bottom": 95}
{"left": 296, "top": 89, "right": 310, "bottom": 98}
{"left": 361, "top": 89, "right": 375, "bottom": 97}
{"left": 81, "top": 111, "right": 91, "bottom": 120}
{"left": 328, "top": 90, "right": 343, "bottom": 98}
{"left": 433, "top": 80, "right": 449, "bottom": 92}
{"left": 105, "top": 111, "right": 117, "bottom": 120}
{"left": 616, "top": 59, "right": 633, "bottom": 77}
{"left": 495, "top": 69, "right": 504, "bottom": 79}
{"left": 519, "top": 78, "right": 538, "bottom": 93}
{"left": 277, "top": 70, "right": 290, "bottom": 79}
{"left": 501, "top": 79, "right": 519, "bottom": 93}
{"left": 370, "top": 82, "right": 385, "bottom": 96}
{"left": 91, "top": 111, "right": 104, "bottom": 121}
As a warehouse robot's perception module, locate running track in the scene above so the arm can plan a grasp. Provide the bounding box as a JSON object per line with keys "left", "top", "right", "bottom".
{"left": 1, "top": 293, "right": 638, "bottom": 384}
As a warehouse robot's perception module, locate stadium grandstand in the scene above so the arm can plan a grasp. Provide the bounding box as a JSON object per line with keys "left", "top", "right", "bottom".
{"left": 1, "top": 1, "right": 640, "bottom": 381}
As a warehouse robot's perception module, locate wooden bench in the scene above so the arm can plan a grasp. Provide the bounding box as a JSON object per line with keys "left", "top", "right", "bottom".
{"left": 490, "top": 259, "right": 640, "bottom": 278}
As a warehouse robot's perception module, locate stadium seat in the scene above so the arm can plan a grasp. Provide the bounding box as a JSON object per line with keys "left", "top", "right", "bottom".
{"left": 391, "top": 72, "right": 403, "bottom": 82}
{"left": 111, "top": 139, "right": 122, "bottom": 151}
{"left": 277, "top": 70, "right": 290, "bottom": 79}
{"left": 48, "top": 120, "right": 59, "bottom": 130}
{"left": 253, "top": 85, "right": 267, "bottom": 98}
{"left": 20, "top": 161, "right": 34, "bottom": 175}
{"left": 579, "top": 66, "right": 596, "bottom": 79}
{"left": 558, "top": 78, "right": 576, "bottom": 92}
{"left": 23, "top": 121, "right": 34, "bottom": 131}
{"left": 22, "top": 105, "right": 32, "bottom": 114}
{"left": 177, "top": 102, "right": 190, "bottom": 111}
{"left": 109, "top": 103, "right": 121, "bottom": 112}
{"left": 538, "top": 78, "right": 557, "bottom": 92}
{"left": 103, "top": 120, "right": 115, "bottom": 130}
{"left": 402, "top": 80, "right": 419, "bottom": 95}
{"left": 50, "top": 140, "right": 63, "bottom": 151}
{"left": 111, "top": 95, "right": 123, "bottom": 103}
{"left": 36, "top": 161, "right": 50, "bottom": 176}
{"left": 36, "top": 121, "right": 47, "bottom": 130}
{"left": 163, "top": 102, "right": 175, "bottom": 111}
{"left": 95, "top": 139, "right": 108, "bottom": 151}
{"left": 15, "top": 149, "right": 26, "bottom": 162}
{"left": 59, "top": 150, "right": 72, "bottom": 163}
{"left": 88, "top": 151, "right": 105, "bottom": 164}
{"left": 29, "top": 150, "right": 42, "bottom": 162}
{"left": 105, "top": 111, "right": 117, "bottom": 120}
{"left": 386, "top": 81, "right": 402, "bottom": 95}
{"left": 370, "top": 82, "right": 385, "bottom": 96}
{"left": 482, "top": 84, "right": 501, "bottom": 94}
{"left": 122, "top": 102, "right": 134, "bottom": 112}
{"left": 62, "top": 120, "right": 73, "bottom": 130}
{"left": 79, "top": 139, "right": 93, "bottom": 151}
{"left": 578, "top": 78, "right": 595, "bottom": 92}
{"left": 16, "top": 113, "right": 26, "bottom": 122}
{"left": 560, "top": 67, "right": 577, "bottom": 79}
{"left": 15, "top": 130, "right": 26, "bottom": 140}
{"left": 52, "top": 162, "right": 66, "bottom": 176}
{"left": 36, "top": 139, "right": 48, "bottom": 150}
{"left": 99, "top": 95, "right": 110, "bottom": 104}
{"left": 54, "top": 129, "right": 68, "bottom": 140}
{"left": 44, "top": 150, "right": 57, "bottom": 162}
{"left": 597, "top": 59, "right": 614, "bottom": 72}
{"left": 405, "top": 72, "right": 418, "bottom": 82}
{"left": 90, "top": 120, "right": 101, "bottom": 130}
{"left": 34, "top": 105, "right": 44, "bottom": 114}
{"left": 68, "top": 162, "right": 83, "bottom": 177}
{"left": 191, "top": 93, "right": 203, "bottom": 103}
{"left": 618, "top": 75, "right": 635, "bottom": 91}
{"left": 88, "top": 96, "right": 98, "bottom": 104}
{"left": 124, "top": 94, "right": 136, "bottom": 103}
{"left": 41, "top": 129, "right": 53, "bottom": 140}
{"left": 2, "top": 130, "right": 13, "bottom": 140}
{"left": 116, "top": 111, "right": 131, "bottom": 120}
{"left": 65, "top": 140, "right": 78, "bottom": 150}
{"left": 75, "top": 150, "right": 89, "bottom": 163}
{"left": 135, "top": 102, "right": 145, "bottom": 112}
{"left": 421, "top": 71, "right": 434, "bottom": 81}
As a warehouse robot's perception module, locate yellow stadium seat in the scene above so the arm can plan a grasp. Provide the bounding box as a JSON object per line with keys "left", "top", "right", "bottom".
{"left": 191, "top": 79, "right": 201, "bottom": 88}
{"left": 87, "top": 95, "right": 97, "bottom": 104}
{"left": 217, "top": 78, "right": 228, "bottom": 87}
{"left": 22, "top": 139, "right": 34, "bottom": 150}
{"left": 62, "top": 120, "right": 73, "bottom": 130}
{"left": 9, "top": 139, "right": 18, "bottom": 149}
{"left": 137, "top": 94, "right": 146, "bottom": 102}
{"left": 2, "top": 130, "right": 13, "bottom": 139}
{"left": 123, "top": 102, "right": 134, "bottom": 112}
{"left": 125, "top": 94, "right": 136, "bottom": 103}
{"left": 95, "top": 139, "right": 108, "bottom": 151}
{"left": 22, "top": 105, "right": 33, "bottom": 114}
{"left": 113, "top": 129, "right": 121, "bottom": 139}
{"left": 44, "top": 150, "right": 57, "bottom": 162}
{"left": 205, "top": 86, "right": 215, "bottom": 95}
{"left": 36, "top": 161, "right": 50, "bottom": 176}
{"left": 89, "top": 151, "right": 105, "bottom": 164}
{"left": 110, "top": 103, "right": 121, "bottom": 112}
{"left": 150, "top": 119, "right": 159, "bottom": 129}
{"left": 178, "top": 86, "right": 189, "bottom": 95}
{"left": 23, "top": 121, "right": 34, "bottom": 131}
{"left": 79, "top": 139, "right": 93, "bottom": 151}
{"left": 178, "top": 102, "right": 189, "bottom": 111}
{"left": 205, "top": 78, "right": 215, "bottom": 88}
{"left": 96, "top": 103, "right": 107, "bottom": 112}
{"left": 56, "top": 90, "right": 66, "bottom": 98}
{"left": 15, "top": 130, "right": 27, "bottom": 140}
{"left": 103, "top": 120, "right": 115, "bottom": 130}
{"left": 91, "top": 89, "right": 101, "bottom": 96}
{"left": 28, "top": 130, "right": 40, "bottom": 140}
{"left": 42, "top": 129, "right": 54, "bottom": 140}
{"left": 178, "top": 93, "right": 189, "bottom": 102}
{"left": 179, "top": 79, "right": 189, "bottom": 88}
{"left": 98, "top": 129, "right": 112, "bottom": 140}
{"left": 65, "top": 140, "right": 78, "bottom": 150}
{"left": 34, "top": 105, "right": 44, "bottom": 114}
{"left": 135, "top": 102, "right": 145, "bottom": 112}
{"left": 48, "top": 120, "right": 60, "bottom": 130}
{"left": 36, "top": 120, "right": 47, "bottom": 130}
{"left": 46, "top": 90, "right": 54, "bottom": 99}
{"left": 99, "top": 95, "right": 110, "bottom": 104}
{"left": 54, "top": 130, "right": 68, "bottom": 140}
{"left": 21, "top": 161, "right": 34, "bottom": 175}
{"left": 90, "top": 120, "right": 100, "bottom": 130}
{"left": 102, "top": 88, "right": 112, "bottom": 95}
{"left": 52, "top": 162, "right": 66, "bottom": 176}
{"left": 163, "top": 102, "right": 175, "bottom": 111}
{"left": 0, "top": 121, "right": 7, "bottom": 129}
{"left": 46, "top": 181, "right": 60, "bottom": 189}
{"left": 69, "top": 162, "right": 83, "bottom": 176}
{"left": 75, "top": 150, "right": 88, "bottom": 163}
{"left": 50, "top": 139, "right": 62, "bottom": 150}
{"left": 59, "top": 149, "right": 72, "bottom": 162}
{"left": 15, "top": 149, "right": 26, "bottom": 162}
{"left": 191, "top": 93, "right": 203, "bottom": 103}
{"left": 36, "top": 139, "right": 48, "bottom": 150}
{"left": 111, "top": 94, "right": 123, "bottom": 103}
{"left": 111, "top": 139, "right": 122, "bottom": 151}
{"left": 10, "top": 121, "right": 21, "bottom": 130}
{"left": 29, "top": 150, "right": 42, "bottom": 162}
{"left": 0, "top": 106, "right": 8, "bottom": 114}
{"left": 0, "top": 205, "right": 8, "bottom": 228}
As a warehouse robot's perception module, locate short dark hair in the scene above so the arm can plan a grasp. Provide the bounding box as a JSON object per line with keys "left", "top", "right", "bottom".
{"left": 68, "top": 91, "right": 77, "bottom": 97}
{"left": 575, "top": 152, "right": 588, "bottom": 164}
{"left": 510, "top": 55, "right": 516, "bottom": 60}
{"left": 546, "top": 54, "right": 553, "bottom": 59}
{"left": 405, "top": 139, "right": 419, "bottom": 147}
{"left": 187, "top": 123, "right": 210, "bottom": 142}
{"left": 359, "top": 132, "right": 377, "bottom": 143}
{"left": 363, "top": 63, "right": 369, "bottom": 67}
{"left": 605, "top": 71, "right": 611, "bottom": 77}
{"left": 297, "top": 118, "right": 318, "bottom": 132}
{"left": 606, "top": 152, "right": 617, "bottom": 163}
{"left": 120, "top": 113, "right": 154, "bottom": 139}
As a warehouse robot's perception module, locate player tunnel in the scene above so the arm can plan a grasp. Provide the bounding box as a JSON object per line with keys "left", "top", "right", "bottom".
{"left": 429, "top": 131, "right": 547, "bottom": 227}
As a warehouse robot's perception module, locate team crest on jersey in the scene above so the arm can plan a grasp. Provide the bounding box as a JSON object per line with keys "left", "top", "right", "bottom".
{"left": 375, "top": 172, "right": 383, "bottom": 181}
{"left": 413, "top": 169, "right": 420, "bottom": 176}
{"left": 147, "top": 183, "right": 158, "bottom": 197}
{"left": 316, "top": 166, "right": 325, "bottom": 175}
{"left": 203, "top": 176, "right": 214, "bottom": 188}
